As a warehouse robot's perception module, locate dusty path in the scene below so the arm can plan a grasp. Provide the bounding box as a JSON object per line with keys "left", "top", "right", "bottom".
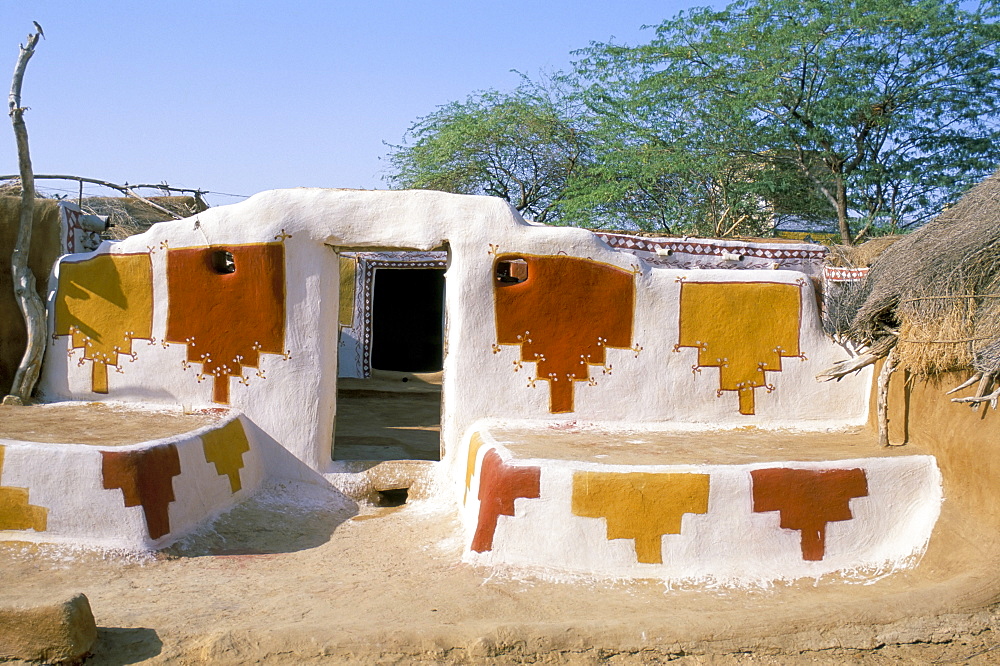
{"left": 1, "top": 479, "right": 999, "bottom": 665}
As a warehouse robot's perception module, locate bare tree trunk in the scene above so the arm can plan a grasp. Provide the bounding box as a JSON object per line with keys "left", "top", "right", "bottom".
{"left": 876, "top": 348, "right": 898, "bottom": 447}
{"left": 4, "top": 25, "right": 44, "bottom": 405}
{"left": 835, "top": 175, "right": 853, "bottom": 247}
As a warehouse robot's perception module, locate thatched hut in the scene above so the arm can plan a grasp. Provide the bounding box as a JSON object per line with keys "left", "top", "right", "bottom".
{"left": 821, "top": 169, "right": 1000, "bottom": 415}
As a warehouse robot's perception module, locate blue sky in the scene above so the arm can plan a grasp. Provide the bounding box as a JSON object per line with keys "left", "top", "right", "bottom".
{"left": 0, "top": 1, "right": 711, "bottom": 206}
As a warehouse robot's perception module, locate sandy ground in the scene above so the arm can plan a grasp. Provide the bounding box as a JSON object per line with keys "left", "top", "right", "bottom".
{"left": 334, "top": 370, "right": 442, "bottom": 462}
{"left": 1, "top": 481, "right": 1000, "bottom": 665}
{"left": 3, "top": 386, "right": 1000, "bottom": 663}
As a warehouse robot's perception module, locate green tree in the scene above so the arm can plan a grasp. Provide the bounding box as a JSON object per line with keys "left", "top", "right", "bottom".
{"left": 384, "top": 79, "right": 588, "bottom": 224}
{"left": 577, "top": 0, "right": 1000, "bottom": 243}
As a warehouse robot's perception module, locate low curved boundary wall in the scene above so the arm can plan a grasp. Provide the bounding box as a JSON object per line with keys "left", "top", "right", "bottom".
{"left": 0, "top": 413, "right": 265, "bottom": 549}
{"left": 460, "top": 427, "right": 942, "bottom": 585}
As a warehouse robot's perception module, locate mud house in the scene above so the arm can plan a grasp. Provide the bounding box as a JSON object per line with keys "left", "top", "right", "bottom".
{"left": 0, "top": 188, "right": 958, "bottom": 587}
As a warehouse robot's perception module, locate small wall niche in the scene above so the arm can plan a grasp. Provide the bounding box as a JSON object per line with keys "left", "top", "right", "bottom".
{"left": 496, "top": 258, "right": 528, "bottom": 284}
{"left": 211, "top": 250, "right": 236, "bottom": 274}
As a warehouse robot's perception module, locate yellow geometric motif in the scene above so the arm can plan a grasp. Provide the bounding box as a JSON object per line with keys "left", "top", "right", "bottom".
{"left": 54, "top": 254, "right": 153, "bottom": 393}
{"left": 201, "top": 419, "right": 251, "bottom": 493}
{"left": 0, "top": 446, "right": 47, "bottom": 532}
{"left": 339, "top": 255, "right": 357, "bottom": 329}
{"left": 572, "top": 471, "right": 709, "bottom": 564}
{"left": 464, "top": 432, "right": 487, "bottom": 504}
{"left": 676, "top": 281, "right": 802, "bottom": 415}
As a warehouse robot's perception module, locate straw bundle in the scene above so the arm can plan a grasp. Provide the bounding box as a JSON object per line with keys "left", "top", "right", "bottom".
{"left": 826, "top": 170, "right": 1000, "bottom": 378}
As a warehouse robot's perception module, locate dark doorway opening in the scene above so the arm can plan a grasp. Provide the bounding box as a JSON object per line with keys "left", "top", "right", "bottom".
{"left": 371, "top": 268, "right": 445, "bottom": 372}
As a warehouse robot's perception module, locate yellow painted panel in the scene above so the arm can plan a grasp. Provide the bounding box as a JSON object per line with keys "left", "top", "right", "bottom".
{"left": 0, "top": 446, "right": 47, "bottom": 532}
{"left": 54, "top": 254, "right": 153, "bottom": 393}
{"left": 201, "top": 419, "right": 251, "bottom": 493}
{"left": 572, "top": 471, "right": 709, "bottom": 564}
{"left": 464, "top": 432, "right": 487, "bottom": 504}
{"left": 677, "top": 281, "right": 802, "bottom": 414}
{"left": 339, "top": 256, "right": 357, "bottom": 329}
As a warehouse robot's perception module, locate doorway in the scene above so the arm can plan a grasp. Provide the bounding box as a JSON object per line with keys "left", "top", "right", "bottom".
{"left": 371, "top": 268, "right": 445, "bottom": 372}
{"left": 333, "top": 265, "right": 445, "bottom": 462}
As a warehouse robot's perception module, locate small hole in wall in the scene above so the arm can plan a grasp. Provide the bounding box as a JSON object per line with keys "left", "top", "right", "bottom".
{"left": 496, "top": 258, "right": 528, "bottom": 284}
{"left": 375, "top": 488, "right": 408, "bottom": 507}
{"left": 211, "top": 250, "right": 236, "bottom": 274}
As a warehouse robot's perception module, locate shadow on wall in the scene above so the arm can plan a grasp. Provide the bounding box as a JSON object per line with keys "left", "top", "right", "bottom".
{"left": 163, "top": 479, "right": 359, "bottom": 557}
{"left": 92, "top": 627, "right": 163, "bottom": 665}
{"left": 0, "top": 197, "right": 62, "bottom": 396}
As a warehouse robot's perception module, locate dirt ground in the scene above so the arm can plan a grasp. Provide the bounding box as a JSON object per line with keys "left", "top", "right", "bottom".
{"left": 3, "top": 389, "right": 1000, "bottom": 664}
{"left": 1, "top": 481, "right": 1000, "bottom": 665}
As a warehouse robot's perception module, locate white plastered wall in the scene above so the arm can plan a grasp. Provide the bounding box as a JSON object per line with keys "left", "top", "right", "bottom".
{"left": 38, "top": 189, "right": 872, "bottom": 481}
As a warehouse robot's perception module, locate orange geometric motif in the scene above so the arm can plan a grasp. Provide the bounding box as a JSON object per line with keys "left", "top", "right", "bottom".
{"left": 166, "top": 243, "right": 286, "bottom": 404}
{"left": 53, "top": 253, "right": 153, "bottom": 393}
{"left": 572, "top": 471, "right": 709, "bottom": 564}
{"left": 201, "top": 419, "right": 251, "bottom": 493}
{"left": 494, "top": 254, "right": 635, "bottom": 413}
{"left": 0, "top": 446, "right": 47, "bottom": 532}
{"left": 102, "top": 445, "right": 182, "bottom": 540}
{"left": 751, "top": 467, "right": 868, "bottom": 561}
{"left": 675, "top": 281, "right": 803, "bottom": 415}
{"left": 471, "top": 449, "right": 541, "bottom": 552}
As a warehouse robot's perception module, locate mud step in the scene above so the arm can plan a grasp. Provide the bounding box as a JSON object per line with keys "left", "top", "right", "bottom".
{"left": 461, "top": 426, "right": 942, "bottom": 585}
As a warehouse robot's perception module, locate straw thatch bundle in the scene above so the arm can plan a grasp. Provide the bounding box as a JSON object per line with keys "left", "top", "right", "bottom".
{"left": 820, "top": 169, "right": 1000, "bottom": 413}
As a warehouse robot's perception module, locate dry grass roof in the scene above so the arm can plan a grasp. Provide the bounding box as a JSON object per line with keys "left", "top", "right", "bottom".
{"left": 827, "top": 170, "right": 1000, "bottom": 376}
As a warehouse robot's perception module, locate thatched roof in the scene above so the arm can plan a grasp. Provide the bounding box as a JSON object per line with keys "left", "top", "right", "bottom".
{"left": 81, "top": 196, "right": 207, "bottom": 239}
{"left": 826, "top": 169, "right": 1000, "bottom": 377}
{"left": 0, "top": 183, "right": 206, "bottom": 240}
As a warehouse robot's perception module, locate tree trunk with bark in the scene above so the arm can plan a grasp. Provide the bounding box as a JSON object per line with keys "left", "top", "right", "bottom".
{"left": 4, "top": 25, "right": 45, "bottom": 405}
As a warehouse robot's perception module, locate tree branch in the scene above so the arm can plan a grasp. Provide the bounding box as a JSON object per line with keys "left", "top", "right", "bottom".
{"left": 0, "top": 174, "right": 191, "bottom": 220}
{"left": 4, "top": 24, "right": 45, "bottom": 404}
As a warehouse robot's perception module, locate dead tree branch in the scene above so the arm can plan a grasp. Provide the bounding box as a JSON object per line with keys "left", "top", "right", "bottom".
{"left": 4, "top": 24, "right": 44, "bottom": 405}
{"left": 0, "top": 174, "right": 195, "bottom": 220}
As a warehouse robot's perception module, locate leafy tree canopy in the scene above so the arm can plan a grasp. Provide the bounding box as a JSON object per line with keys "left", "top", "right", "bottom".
{"left": 384, "top": 78, "right": 588, "bottom": 224}
{"left": 387, "top": 0, "right": 1000, "bottom": 242}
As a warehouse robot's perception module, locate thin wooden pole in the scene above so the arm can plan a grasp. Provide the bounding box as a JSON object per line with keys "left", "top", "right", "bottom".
{"left": 3, "top": 25, "right": 45, "bottom": 404}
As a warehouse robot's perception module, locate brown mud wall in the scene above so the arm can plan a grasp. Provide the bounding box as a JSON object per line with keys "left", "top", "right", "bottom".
{"left": 0, "top": 197, "right": 62, "bottom": 397}
{"left": 875, "top": 362, "right": 1000, "bottom": 608}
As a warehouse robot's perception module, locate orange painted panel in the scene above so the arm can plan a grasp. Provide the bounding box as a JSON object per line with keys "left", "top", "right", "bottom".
{"left": 494, "top": 255, "right": 635, "bottom": 413}
{"left": 676, "top": 281, "right": 802, "bottom": 415}
{"left": 751, "top": 467, "right": 868, "bottom": 561}
{"left": 102, "top": 445, "right": 182, "bottom": 540}
{"left": 53, "top": 253, "right": 153, "bottom": 394}
{"left": 572, "top": 471, "right": 709, "bottom": 564}
{"left": 471, "top": 449, "right": 541, "bottom": 552}
{"left": 166, "top": 244, "right": 285, "bottom": 404}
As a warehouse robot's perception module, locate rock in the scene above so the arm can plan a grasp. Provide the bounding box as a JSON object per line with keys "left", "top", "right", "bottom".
{"left": 0, "top": 592, "right": 97, "bottom": 663}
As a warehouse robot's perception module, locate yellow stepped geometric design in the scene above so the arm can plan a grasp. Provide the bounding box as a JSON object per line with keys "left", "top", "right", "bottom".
{"left": 572, "top": 471, "right": 709, "bottom": 564}
{"left": 339, "top": 255, "right": 357, "bottom": 328}
{"left": 464, "top": 432, "right": 488, "bottom": 504}
{"left": 201, "top": 420, "right": 251, "bottom": 493}
{"left": 53, "top": 253, "right": 154, "bottom": 393}
{"left": 0, "top": 446, "right": 47, "bottom": 532}
{"left": 677, "top": 281, "right": 802, "bottom": 415}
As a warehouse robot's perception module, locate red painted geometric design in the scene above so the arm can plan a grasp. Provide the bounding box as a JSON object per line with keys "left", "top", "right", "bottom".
{"left": 165, "top": 243, "right": 286, "bottom": 404}
{"left": 101, "top": 445, "right": 182, "bottom": 540}
{"left": 472, "top": 449, "right": 541, "bottom": 552}
{"left": 751, "top": 467, "right": 868, "bottom": 561}
{"left": 494, "top": 254, "right": 635, "bottom": 413}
